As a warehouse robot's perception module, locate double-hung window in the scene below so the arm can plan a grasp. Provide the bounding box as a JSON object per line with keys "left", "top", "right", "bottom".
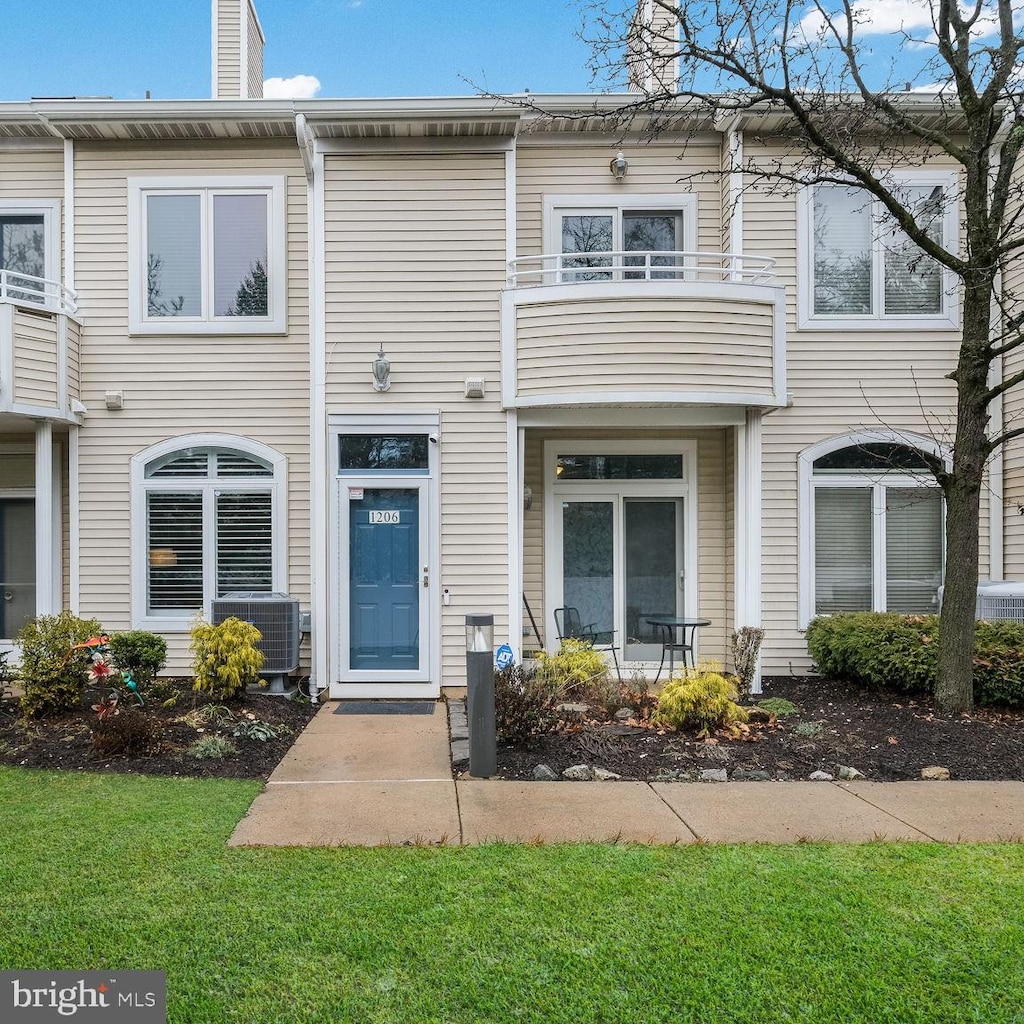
{"left": 0, "top": 200, "right": 61, "bottom": 308}
{"left": 128, "top": 176, "right": 286, "bottom": 334}
{"left": 799, "top": 173, "right": 958, "bottom": 329}
{"left": 544, "top": 194, "right": 696, "bottom": 283}
{"left": 132, "top": 439, "right": 286, "bottom": 628}
{"left": 801, "top": 438, "right": 945, "bottom": 625}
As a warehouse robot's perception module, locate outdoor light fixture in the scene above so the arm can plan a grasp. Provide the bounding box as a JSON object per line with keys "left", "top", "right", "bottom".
{"left": 372, "top": 345, "right": 391, "bottom": 392}
{"left": 609, "top": 150, "right": 629, "bottom": 180}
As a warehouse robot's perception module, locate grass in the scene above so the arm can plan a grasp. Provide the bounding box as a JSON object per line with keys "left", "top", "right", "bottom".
{"left": 1, "top": 767, "right": 1023, "bottom": 1023}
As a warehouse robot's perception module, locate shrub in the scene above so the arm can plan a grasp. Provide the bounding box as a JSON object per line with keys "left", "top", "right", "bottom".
{"left": 534, "top": 639, "right": 610, "bottom": 696}
{"left": 17, "top": 611, "right": 105, "bottom": 718}
{"left": 107, "top": 631, "right": 167, "bottom": 689}
{"left": 757, "top": 697, "right": 802, "bottom": 718}
{"left": 494, "top": 664, "right": 561, "bottom": 748}
{"left": 232, "top": 717, "right": 288, "bottom": 742}
{"left": 805, "top": 612, "right": 1024, "bottom": 707}
{"left": 653, "top": 662, "right": 750, "bottom": 735}
{"left": 91, "top": 709, "right": 163, "bottom": 757}
{"left": 186, "top": 735, "right": 237, "bottom": 760}
{"left": 190, "top": 617, "right": 264, "bottom": 700}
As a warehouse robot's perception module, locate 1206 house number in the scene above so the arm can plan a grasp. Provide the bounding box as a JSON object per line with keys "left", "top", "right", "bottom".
{"left": 369, "top": 510, "right": 401, "bottom": 524}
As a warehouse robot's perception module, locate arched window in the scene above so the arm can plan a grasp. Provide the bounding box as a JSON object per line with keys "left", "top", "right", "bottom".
{"left": 799, "top": 432, "right": 946, "bottom": 626}
{"left": 131, "top": 435, "right": 287, "bottom": 628}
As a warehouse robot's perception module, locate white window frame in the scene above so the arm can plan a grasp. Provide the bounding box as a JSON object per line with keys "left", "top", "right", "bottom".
{"left": 130, "top": 433, "right": 288, "bottom": 631}
{"left": 798, "top": 430, "right": 949, "bottom": 628}
{"left": 0, "top": 199, "right": 61, "bottom": 299}
{"left": 127, "top": 176, "right": 286, "bottom": 335}
{"left": 543, "top": 193, "right": 698, "bottom": 266}
{"left": 543, "top": 438, "right": 699, "bottom": 665}
{"left": 796, "top": 171, "right": 960, "bottom": 331}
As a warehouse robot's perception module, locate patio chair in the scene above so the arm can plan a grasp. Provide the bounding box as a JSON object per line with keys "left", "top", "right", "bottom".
{"left": 553, "top": 606, "right": 622, "bottom": 683}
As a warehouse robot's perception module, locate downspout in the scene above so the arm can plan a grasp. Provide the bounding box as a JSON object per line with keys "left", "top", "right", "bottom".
{"left": 298, "top": 113, "right": 327, "bottom": 703}
{"left": 64, "top": 138, "right": 80, "bottom": 614}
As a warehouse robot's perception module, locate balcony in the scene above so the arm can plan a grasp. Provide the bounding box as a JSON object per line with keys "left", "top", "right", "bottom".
{"left": 501, "top": 251, "right": 786, "bottom": 410}
{"left": 0, "top": 270, "right": 81, "bottom": 424}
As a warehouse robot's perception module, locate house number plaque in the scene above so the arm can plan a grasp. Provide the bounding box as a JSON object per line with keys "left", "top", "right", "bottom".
{"left": 368, "top": 510, "right": 401, "bottom": 524}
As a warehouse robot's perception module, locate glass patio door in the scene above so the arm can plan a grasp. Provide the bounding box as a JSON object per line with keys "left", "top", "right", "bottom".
{"left": 0, "top": 498, "right": 35, "bottom": 640}
{"left": 559, "top": 496, "right": 684, "bottom": 663}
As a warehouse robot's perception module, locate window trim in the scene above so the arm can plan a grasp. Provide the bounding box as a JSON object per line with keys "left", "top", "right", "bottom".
{"left": 798, "top": 430, "right": 949, "bottom": 628}
{"left": 796, "top": 171, "right": 959, "bottom": 331}
{"left": 130, "top": 433, "right": 288, "bottom": 631}
{"left": 0, "top": 199, "right": 61, "bottom": 300}
{"left": 127, "top": 176, "right": 286, "bottom": 335}
{"left": 542, "top": 193, "right": 698, "bottom": 259}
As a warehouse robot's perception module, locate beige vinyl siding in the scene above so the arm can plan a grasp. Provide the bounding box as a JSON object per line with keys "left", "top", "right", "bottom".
{"left": 65, "top": 317, "right": 81, "bottom": 404}
{"left": 215, "top": 0, "right": 242, "bottom": 100}
{"left": 521, "top": 427, "right": 731, "bottom": 668}
{"left": 516, "top": 140, "right": 724, "bottom": 261}
{"left": 743, "top": 142, "right": 964, "bottom": 672}
{"left": 514, "top": 295, "right": 775, "bottom": 399}
{"left": 0, "top": 146, "right": 65, "bottom": 286}
{"left": 12, "top": 308, "right": 59, "bottom": 408}
{"left": 246, "top": 0, "right": 264, "bottom": 99}
{"left": 1001, "top": 160, "right": 1024, "bottom": 577}
{"left": 73, "top": 141, "right": 310, "bottom": 672}
{"left": 323, "top": 151, "right": 507, "bottom": 687}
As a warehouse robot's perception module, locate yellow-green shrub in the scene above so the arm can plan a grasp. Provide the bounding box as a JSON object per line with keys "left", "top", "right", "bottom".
{"left": 534, "top": 638, "right": 610, "bottom": 696}
{"left": 17, "top": 611, "right": 105, "bottom": 718}
{"left": 653, "top": 662, "right": 749, "bottom": 734}
{"left": 190, "top": 617, "right": 264, "bottom": 700}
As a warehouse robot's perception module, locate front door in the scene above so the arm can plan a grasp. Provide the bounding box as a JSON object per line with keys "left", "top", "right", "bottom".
{"left": 349, "top": 486, "right": 421, "bottom": 672}
{"left": 0, "top": 498, "right": 35, "bottom": 640}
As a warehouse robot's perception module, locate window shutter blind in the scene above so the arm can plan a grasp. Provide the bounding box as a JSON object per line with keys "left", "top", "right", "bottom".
{"left": 882, "top": 186, "right": 943, "bottom": 315}
{"left": 146, "top": 194, "right": 202, "bottom": 317}
{"left": 147, "top": 492, "right": 203, "bottom": 611}
{"left": 813, "top": 186, "right": 872, "bottom": 314}
{"left": 885, "top": 487, "right": 943, "bottom": 612}
{"left": 815, "top": 487, "right": 873, "bottom": 613}
{"left": 215, "top": 491, "right": 273, "bottom": 597}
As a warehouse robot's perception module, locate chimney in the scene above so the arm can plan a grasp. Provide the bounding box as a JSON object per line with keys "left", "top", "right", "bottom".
{"left": 627, "top": 0, "right": 679, "bottom": 95}
{"left": 212, "top": 0, "right": 265, "bottom": 99}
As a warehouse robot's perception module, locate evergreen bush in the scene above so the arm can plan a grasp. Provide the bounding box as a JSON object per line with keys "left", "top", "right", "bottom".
{"left": 190, "top": 617, "right": 264, "bottom": 700}
{"left": 17, "top": 611, "right": 105, "bottom": 718}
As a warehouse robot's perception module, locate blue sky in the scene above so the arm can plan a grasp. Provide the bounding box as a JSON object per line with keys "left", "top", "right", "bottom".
{"left": 0, "top": 1, "right": 598, "bottom": 102}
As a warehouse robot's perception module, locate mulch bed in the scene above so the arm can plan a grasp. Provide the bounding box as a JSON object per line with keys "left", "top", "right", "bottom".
{"left": 491, "top": 675, "right": 1024, "bottom": 782}
{"left": 0, "top": 682, "right": 318, "bottom": 780}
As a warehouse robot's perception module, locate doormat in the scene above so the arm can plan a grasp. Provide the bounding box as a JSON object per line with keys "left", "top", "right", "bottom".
{"left": 333, "top": 700, "right": 436, "bottom": 716}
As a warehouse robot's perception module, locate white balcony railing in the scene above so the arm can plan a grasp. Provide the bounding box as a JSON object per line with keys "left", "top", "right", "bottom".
{"left": 0, "top": 269, "right": 78, "bottom": 315}
{"left": 508, "top": 250, "right": 777, "bottom": 289}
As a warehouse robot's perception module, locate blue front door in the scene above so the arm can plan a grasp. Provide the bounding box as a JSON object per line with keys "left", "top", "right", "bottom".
{"left": 349, "top": 487, "right": 420, "bottom": 671}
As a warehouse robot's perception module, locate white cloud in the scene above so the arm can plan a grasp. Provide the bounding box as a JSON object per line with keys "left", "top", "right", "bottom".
{"left": 262, "top": 74, "right": 322, "bottom": 99}
{"left": 798, "top": 0, "right": 999, "bottom": 41}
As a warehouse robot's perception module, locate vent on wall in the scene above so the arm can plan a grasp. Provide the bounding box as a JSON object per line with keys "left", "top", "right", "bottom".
{"left": 210, "top": 592, "right": 301, "bottom": 693}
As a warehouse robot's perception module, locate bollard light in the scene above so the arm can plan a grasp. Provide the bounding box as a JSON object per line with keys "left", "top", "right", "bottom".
{"left": 465, "top": 614, "right": 496, "bottom": 778}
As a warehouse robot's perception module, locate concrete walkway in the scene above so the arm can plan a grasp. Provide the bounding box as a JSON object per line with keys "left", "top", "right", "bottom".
{"left": 228, "top": 701, "right": 1024, "bottom": 847}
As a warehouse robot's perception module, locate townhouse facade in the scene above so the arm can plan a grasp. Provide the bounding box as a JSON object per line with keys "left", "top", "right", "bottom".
{"left": 0, "top": 0, "right": 1016, "bottom": 698}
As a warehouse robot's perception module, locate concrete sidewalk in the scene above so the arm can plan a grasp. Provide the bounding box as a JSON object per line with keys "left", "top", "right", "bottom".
{"left": 228, "top": 701, "right": 1024, "bottom": 847}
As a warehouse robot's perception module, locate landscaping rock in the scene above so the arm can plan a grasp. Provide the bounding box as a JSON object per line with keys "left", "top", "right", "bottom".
{"left": 451, "top": 739, "right": 469, "bottom": 766}
{"left": 745, "top": 707, "right": 773, "bottom": 723}
{"left": 562, "top": 763, "right": 596, "bottom": 781}
{"left": 556, "top": 702, "right": 591, "bottom": 715}
{"left": 837, "top": 765, "right": 865, "bottom": 780}
{"left": 699, "top": 768, "right": 728, "bottom": 783}
{"left": 808, "top": 770, "right": 834, "bottom": 781}
{"left": 532, "top": 763, "right": 558, "bottom": 781}
{"left": 731, "top": 769, "right": 772, "bottom": 781}
{"left": 921, "top": 765, "right": 951, "bottom": 780}
{"left": 593, "top": 767, "right": 622, "bottom": 781}
{"left": 614, "top": 708, "right": 636, "bottom": 721}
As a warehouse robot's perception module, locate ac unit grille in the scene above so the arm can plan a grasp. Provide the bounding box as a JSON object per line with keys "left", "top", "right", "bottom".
{"left": 210, "top": 593, "right": 300, "bottom": 674}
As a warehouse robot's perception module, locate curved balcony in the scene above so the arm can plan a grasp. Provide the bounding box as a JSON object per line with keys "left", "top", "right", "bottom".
{"left": 501, "top": 251, "right": 786, "bottom": 410}
{"left": 0, "top": 269, "right": 82, "bottom": 425}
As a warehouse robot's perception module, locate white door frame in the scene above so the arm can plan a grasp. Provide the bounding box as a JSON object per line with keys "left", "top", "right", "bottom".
{"left": 543, "top": 439, "right": 698, "bottom": 666}
{"left": 327, "top": 414, "right": 440, "bottom": 699}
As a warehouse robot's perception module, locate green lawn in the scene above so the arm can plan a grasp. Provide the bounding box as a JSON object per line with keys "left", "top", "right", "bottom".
{"left": 1, "top": 767, "right": 1022, "bottom": 1023}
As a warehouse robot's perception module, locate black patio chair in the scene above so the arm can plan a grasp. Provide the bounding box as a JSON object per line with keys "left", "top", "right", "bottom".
{"left": 553, "top": 606, "right": 622, "bottom": 683}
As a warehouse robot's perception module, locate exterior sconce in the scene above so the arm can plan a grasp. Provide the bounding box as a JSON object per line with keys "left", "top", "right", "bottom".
{"left": 372, "top": 345, "right": 391, "bottom": 392}
{"left": 104, "top": 390, "right": 124, "bottom": 411}
{"left": 609, "top": 150, "right": 629, "bottom": 181}
{"left": 523, "top": 485, "right": 533, "bottom": 512}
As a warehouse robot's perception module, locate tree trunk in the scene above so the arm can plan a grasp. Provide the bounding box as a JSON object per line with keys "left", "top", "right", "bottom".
{"left": 935, "top": 280, "right": 993, "bottom": 713}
